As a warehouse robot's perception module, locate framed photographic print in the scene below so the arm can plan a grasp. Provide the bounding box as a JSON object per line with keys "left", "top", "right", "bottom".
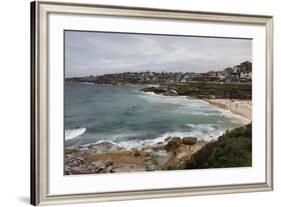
{"left": 31, "top": 0, "right": 273, "bottom": 205}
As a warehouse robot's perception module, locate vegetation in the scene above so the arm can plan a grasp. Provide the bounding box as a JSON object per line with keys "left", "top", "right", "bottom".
{"left": 185, "top": 123, "right": 252, "bottom": 169}
{"left": 174, "top": 81, "right": 251, "bottom": 90}
{"left": 141, "top": 81, "right": 252, "bottom": 99}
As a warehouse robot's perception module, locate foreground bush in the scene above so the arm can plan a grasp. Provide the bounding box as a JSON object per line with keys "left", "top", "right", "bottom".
{"left": 185, "top": 123, "right": 252, "bottom": 169}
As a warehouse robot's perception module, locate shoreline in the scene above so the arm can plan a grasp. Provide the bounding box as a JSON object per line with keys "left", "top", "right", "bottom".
{"left": 65, "top": 136, "right": 208, "bottom": 174}
{"left": 141, "top": 88, "right": 252, "bottom": 121}
{"left": 204, "top": 99, "right": 252, "bottom": 120}
{"left": 65, "top": 123, "right": 252, "bottom": 175}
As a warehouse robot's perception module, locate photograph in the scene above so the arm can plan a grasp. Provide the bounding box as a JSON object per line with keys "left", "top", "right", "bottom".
{"left": 64, "top": 31, "right": 253, "bottom": 175}
{"left": 30, "top": 2, "right": 274, "bottom": 205}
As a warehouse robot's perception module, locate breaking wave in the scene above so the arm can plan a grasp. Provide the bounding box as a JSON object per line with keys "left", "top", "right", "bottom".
{"left": 65, "top": 127, "right": 86, "bottom": 140}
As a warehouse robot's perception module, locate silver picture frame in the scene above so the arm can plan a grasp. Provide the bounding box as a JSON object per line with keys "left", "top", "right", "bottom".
{"left": 31, "top": 0, "right": 273, "bottom": 205}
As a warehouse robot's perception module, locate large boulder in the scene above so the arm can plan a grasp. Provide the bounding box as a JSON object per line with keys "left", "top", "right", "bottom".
{"left": 164, "top": 137, "right": 182, "bottom": 151}
{"left": 182, "top": 137, "right": 197, "bottom": 145}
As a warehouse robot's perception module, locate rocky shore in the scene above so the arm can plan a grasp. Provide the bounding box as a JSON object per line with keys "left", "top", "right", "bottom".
{"left": 65, "top": 123, "right": 252, "bottom": 174}
{"left": 65, "top": 136, "right": 207, "bottom": 175}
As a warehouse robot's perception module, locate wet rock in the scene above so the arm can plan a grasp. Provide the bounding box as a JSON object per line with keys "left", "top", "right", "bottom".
{"left": 140, "top": 87, "right": 166, "bottom": 94}
{"left": 164, "top": 136, "right": 172, "bottom": 142}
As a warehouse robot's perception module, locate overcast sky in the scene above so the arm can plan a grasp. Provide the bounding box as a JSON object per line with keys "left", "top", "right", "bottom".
{"left": 65, "top": 31, "right": 252, "bottom": 77}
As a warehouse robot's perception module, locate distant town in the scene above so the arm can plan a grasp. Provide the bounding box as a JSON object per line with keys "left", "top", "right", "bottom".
{"left": 66, "top": 61, "right": 252, "bottom": 85}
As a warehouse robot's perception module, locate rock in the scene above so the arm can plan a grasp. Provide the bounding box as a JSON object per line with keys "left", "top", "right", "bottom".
{"left": 86, "top": 159, "right": 114, "bottom": 173}
{"left": 157, "top": 141, "right": 163, "bottom": 145}
{"left": 105, "top": 160, "right": 113, "bottom": 167}
{"left": 105, "top": 165, "right": 113, "bottom": 173}
{"left": 71, "top": 167, "right": 88, "bottom": 174}
{"left": 143, "top": 151, "right": 150, "bottom": 157}
{"left": 65, "top": 165, "right": 71, "bottom": 174}
{"left": 112, "top": 164, "right": 146, "bottom": 173}
{"left": 141, "top": 144, "right": 150, "bottom": 150}
{"left": 140, "top": 87, "right": 166, "bottom": 94}
{"left": 164, "top": 137, "right": 182, "bottom": 151}
{"left": 175, "top": 144, "right": 194, "bottom": 160}
{"left": 131, "top": 148, "right": 141, "bottom": 157}
{"left": 88, "top": 142, "right": 123, "bottom": 154}
{"left": 95, "top": 166, "right": 104, "bottom": 173}
{"left": 164, "top": 136, "right": 172, "bottom": 142}
{"left": 150, "top": 144, "right": 165, "bottom": 151}
{"left": 65, "top": 154, "right": 75, "bottom": 159}
{"left": 182, "top": 137, "right": 197, "bottom": 145}
{"left": 164, "top": 89, "right": 178, "bottom": 96}
{"left": 208, "top": 95, "right": 216, "bottom": 99}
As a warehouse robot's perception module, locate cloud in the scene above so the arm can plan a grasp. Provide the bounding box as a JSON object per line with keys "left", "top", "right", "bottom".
{"left": 65, "top": 31, "right": 252, "bottom": 77}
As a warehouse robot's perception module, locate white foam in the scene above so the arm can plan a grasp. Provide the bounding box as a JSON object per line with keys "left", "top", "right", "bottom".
{"left": 140, "top": 92, "right": 192, "bottom": 106}
{"left": 198, "top": 99, "right": 251, "bottom": 124}
{"left": 209, "top": 105, "right": 250, "bottom": 124}
{"left": 65, "top": 127, "right": 86, "bottom": 140}
{"left": 81, "top": 82, "right": 95, "bottom": 85}
{"left": 116, "top": 125, "right": 224, "bottom": 149}
{"left": 152, "top": 126, "right": 224, "bottom": 143}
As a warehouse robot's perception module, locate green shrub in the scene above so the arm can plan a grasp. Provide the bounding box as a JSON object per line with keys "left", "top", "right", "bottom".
{"left": 185, "top": 123, "right": 252, "bottom": 169}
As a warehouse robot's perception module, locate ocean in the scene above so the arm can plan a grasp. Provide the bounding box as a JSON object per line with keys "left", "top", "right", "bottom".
{"left": 65, "top": 82, "right": 249, "bottom": 149}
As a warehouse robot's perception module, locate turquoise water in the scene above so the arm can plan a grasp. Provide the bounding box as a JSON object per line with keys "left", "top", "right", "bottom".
{"left": 64, "top": 83, "right": 248, "bottom": 148}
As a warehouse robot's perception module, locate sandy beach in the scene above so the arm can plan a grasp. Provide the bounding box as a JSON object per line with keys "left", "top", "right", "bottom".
{"left": 205, "top": 99, "right": 252, "bottom": 120}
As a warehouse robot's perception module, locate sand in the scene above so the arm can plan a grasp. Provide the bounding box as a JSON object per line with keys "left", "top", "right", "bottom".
{"left": 205, "top": 99, "right": 252, "bottom": 120}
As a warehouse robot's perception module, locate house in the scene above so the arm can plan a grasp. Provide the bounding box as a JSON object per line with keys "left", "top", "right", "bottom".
{"left": 240, "top": 71, "right": 252, "bottom": 80}
{"left": 240, "top": 61, "right": 252, "bottom": 71}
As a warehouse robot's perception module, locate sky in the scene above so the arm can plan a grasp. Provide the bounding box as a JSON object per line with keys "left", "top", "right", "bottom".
{"left": 65, "top": 31, "right": 252, "bottom": 77}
